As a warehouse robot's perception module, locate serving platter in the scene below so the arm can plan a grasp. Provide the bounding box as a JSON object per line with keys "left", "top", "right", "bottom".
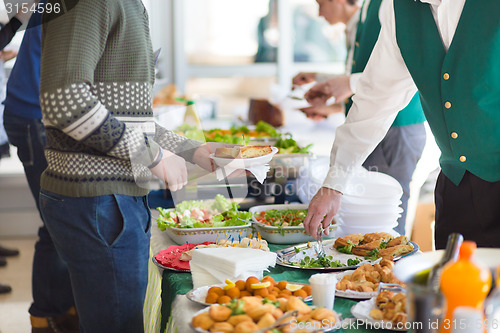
{"left": 276, "top": 239, "right": 419, "bottom": 271}
{"left": 186, "top": 282, "right": 312, "bottom": 307}
{"left": 153, "top": 242, "right": 214, "bottom": 272}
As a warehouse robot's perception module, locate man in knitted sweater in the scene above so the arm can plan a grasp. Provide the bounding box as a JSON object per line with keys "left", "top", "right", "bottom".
{"left": 39, "top": 2, "right": 227, "bottom": 332}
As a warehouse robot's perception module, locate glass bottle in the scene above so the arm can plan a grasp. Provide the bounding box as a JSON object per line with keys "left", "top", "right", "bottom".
{"left": 183, "top": 100, "right": 202, "bottom": 130}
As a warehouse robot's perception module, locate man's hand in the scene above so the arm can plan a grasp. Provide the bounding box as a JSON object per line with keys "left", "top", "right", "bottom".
{"left": 292, "top": 72, "right": 317, "bottom": 86}
{"left": 300, "top": 104, "right": 343, "bottom": 122}
{"left": 305, "top": 76, "right": 353, "bottom": 107}
{"left": 192, "top": 142, "right": 242, "bottom": 172}
{"left": 150, "top": 149, "right": 187, "bottom": 192}
{"left": 0, "top": 50, "right": 17, "bottom": 62}
{"left": 304, "top": 187, "right": 342, "bottom": 239}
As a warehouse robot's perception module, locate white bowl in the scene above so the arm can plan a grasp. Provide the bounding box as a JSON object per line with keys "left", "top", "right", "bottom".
{"left": 336, "top": 224, "right": 398, "bottom": 237}
{"left": 341, "top": 195, "right": 402, "bottom": 206}
{"left": 336, "top": 213, "right": 401, "bottom": 227}
{"left": 339, "top": 206, "right": 403, "bottom": 216}
{"left": 162, "top": 224, "right": 252, "bottom": 245}
{"left": 342, "top": 168, "right": 403, "bottom": 199}
{"left": 340, "top": 200, "right": 402, "bottom": 213}
{"left": 249, "top": 204, "right": 337, "bottom": 244}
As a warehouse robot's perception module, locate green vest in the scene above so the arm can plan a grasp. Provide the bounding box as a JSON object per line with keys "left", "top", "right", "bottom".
{"left": 394, "top": 0, "right": 500, "bottom": 185}
{"left": 346, "top": 0, "right": 425, "bottom": 127}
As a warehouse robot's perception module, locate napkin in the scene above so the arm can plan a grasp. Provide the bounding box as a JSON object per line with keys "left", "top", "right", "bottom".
{"left": 190, "top": 247, "right": 277, "bottom": 288}
{"left": 215, "top": 161, "right": 270, "bottom": 184}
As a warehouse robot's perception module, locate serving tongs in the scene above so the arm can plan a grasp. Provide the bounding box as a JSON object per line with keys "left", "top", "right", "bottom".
{"left": 315, "top": 226, "right": 326, "bottom": 258}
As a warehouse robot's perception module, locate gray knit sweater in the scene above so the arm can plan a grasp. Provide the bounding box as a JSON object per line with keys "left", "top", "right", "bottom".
{"left": 40, "top": 0, "right": 199, "bottom": 197}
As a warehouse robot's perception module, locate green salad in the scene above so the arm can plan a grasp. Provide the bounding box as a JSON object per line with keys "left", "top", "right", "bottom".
{"left": 254, "top": 209, "right": 308, "bottom": 227}
{"left": 156, "top": 194, "right": 252, "bottom": 230}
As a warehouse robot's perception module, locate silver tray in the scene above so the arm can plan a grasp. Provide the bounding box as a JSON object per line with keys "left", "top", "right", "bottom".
{"left": 276, "top": 239, "right": 419, "bottom": 271}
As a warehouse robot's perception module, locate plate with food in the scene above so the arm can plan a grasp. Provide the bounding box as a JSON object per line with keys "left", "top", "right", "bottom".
{"left": 333, "top": 259, "right": 406, "bottom": 299}
{"left": 155, "top": 194, "right": 253, "bottom": 245}
{"left": 186, "top": 276, "right": 312, "bottom": 306}
{"left": 276, "top": 233, "right": 418, "bottom": 271}
{"left": 350, "top": 290, "right": 408, "bottom": 331}
{"left": 153, "top": 238, "right": 270, "bottom": 272}
{"left": 210, "top": 146, "right": 279, "bottom": 168}
{"left": 191, "top": 296, "right": 341, "bottom": 333}
{"left": 249, "top": 204, "right": 337, "bottom": 244}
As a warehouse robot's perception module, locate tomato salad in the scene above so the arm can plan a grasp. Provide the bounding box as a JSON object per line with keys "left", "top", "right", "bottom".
{"left": 254, "top": 209, "right": 308, "bottom": 227}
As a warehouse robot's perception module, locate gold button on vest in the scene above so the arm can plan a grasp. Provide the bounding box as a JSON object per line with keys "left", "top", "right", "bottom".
{"left": 451, "top": 132, "right": 458, "bottom": 139}
{"left": 355, "top": 42, "right": 359, "bottom": 48}
{"left": 459, "top": 156, "right": 467, "bottom": 162}
{"left": 445, "top": 101, "right": 452, "bottom": 109}
{"left": 443, "top": 73, "right": 450, "bottom": 80}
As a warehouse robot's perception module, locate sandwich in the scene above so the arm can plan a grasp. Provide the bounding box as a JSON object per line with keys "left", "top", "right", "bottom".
{"left": 214, "top": 146, "right": 272, "bottom": 159}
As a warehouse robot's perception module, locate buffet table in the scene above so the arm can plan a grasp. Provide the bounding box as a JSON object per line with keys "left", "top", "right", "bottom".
{"left": 150, "top": 224, "right": 382, "bottom": 333}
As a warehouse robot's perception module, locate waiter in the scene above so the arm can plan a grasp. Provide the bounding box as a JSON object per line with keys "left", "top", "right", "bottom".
{"left": 294, "top": 0, "right": 426, "bottom": 236}
{"left": 303, "top": 0, "right": 500, "bottom": 249}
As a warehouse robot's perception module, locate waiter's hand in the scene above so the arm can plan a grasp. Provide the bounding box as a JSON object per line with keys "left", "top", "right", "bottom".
{"left": 323, "top": 75, "right": 353, "bottom": 102}
{"left": 304, "top": 187, "right": 342, "bottom": 240}
{"left": 150, "top": 148, "right": 187, "bottom": 192}
{"left": 300, "top": 104, "right": 343, "bottom": 122}
{"left": 305, "top": 81, "right": 332, "bottom": 106}
{"left": 292, "top": 72, "right": 317, "bottom": 86}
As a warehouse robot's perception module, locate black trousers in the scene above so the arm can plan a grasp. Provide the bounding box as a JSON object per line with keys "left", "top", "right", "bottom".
{"left": 434, "top": 171, "right": 500, "bottom": 250}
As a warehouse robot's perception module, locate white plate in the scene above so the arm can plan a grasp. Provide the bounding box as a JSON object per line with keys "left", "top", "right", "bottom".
{"left": 209, "top": 147, "right": 279, "bottom": 168}
{"left": 342, "top": 169, "right": 403, "bottom": 199}
{"left": 338, "top": 206, "right": 403, "bottom": 217}
{"left": 186, "top": 282, "right": 312, "bottom": 306}
{"left": 351, "top": 298, "right": 407, "bottom": 331}
{"left": 190, "top": 303, "right": 342, "bottom": 333}
{"left": 332, "top": 271, "right": 378, "bottom": 300}
{"left": 249, "top": 204, "right": 337, "bottom": 244}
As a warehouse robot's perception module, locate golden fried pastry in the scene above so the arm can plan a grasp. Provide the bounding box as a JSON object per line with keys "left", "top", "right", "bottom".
{"left": 192, "top": 312, "right": 215, "bottom": 330}
{"left": 246, "top": 304, "right": 275, "bottom": 321}
{"left": 210, "top": 322, "right": 234, "bottom": 333}
{"left": 227, "top": 315, "right": 253, "bottom": 327}
{"left": 257, "top": 312, "right": 276, "bottom": 329}
{"left": 369, "top": 308, "right": 384, "bottom": 320}
{"left": 379, "top": 244, "right": 414, "bottom": 259}
{"left": 363, "top": 232, "right": 393, "bottom": 244}
{"left": 209, "top": 304, "right": 232, "bottom": 322}
{"left": 352, "top": 239, "right": 383, "bottom": 256}
{"left": 233, "top": 320, "right": 259, "bottom": 333}
{"left": 334, "top": 234, "right": 364, "bottom": 248}
{"left": 311, "top": 307, "right": 334, "bottom": 321}
{"left": 386, "top": 235, "right": 409, "bottom": 247}
{"left": 287, "top": 296, "right": 312, "bottom": 314}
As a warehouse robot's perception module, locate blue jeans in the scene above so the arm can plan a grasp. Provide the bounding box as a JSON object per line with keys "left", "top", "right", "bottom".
{"left": 3, "top": 111, "right": 75, "bottom": 317}
{"left": 39, "top": 191, "right": 151, "bottom": 333}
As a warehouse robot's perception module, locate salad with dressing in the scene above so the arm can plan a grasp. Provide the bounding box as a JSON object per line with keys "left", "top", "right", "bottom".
{"left": 156, "top": 195, "right": 252, "bottom": 230}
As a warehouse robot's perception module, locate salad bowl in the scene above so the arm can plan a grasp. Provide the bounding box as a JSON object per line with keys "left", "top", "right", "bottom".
{"left": 249, "top": 204, "right": 337, "bottom": 244}
{"left": 156, "top": 194, "right": 252, "bottom": 245}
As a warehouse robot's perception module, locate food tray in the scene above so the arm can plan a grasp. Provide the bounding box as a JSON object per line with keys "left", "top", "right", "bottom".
{"left": 162, "top": 224, "right": 252, "bottom": 245}
{"left": 249, "top": 204, "right": 337, "bottom": 244}
{"left": 276, "top": 239, "right": 419, "bottom": 271}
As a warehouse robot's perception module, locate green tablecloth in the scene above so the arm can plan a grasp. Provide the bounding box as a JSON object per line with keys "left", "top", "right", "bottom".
{"left": 159, "top": 244, "right": 381, "bottom": 333}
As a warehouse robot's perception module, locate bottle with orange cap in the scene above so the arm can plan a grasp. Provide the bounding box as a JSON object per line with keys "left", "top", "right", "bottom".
{"left": 439, "top": 241, "right": 492, "bottom": 333}
{"left": 485, "top": 265, "right": 500, "bottom": 332}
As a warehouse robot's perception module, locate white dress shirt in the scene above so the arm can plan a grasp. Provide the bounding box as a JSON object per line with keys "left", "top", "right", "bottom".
{"left": 322, "top": 0, "right": 466, "bottom": 192}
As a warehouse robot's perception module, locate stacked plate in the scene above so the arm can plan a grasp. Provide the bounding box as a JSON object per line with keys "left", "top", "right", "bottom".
{"left": 335, "top": 167, "right": 403, "bottom": 236}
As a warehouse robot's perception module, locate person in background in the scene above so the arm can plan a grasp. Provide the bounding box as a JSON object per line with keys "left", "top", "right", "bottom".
{"left": 3, "top": 2, "right": 80, "bottom": 332}
{"left": 293, "top": 0, "right": 426, "bottom": 235}
{"left": 303, "top": 0, "right": 500, "bottom": 250}
{"left": 0, "top": 4, "right": 36, "bottom": 296}
{"left": 39, "top": 1, "right": 232, "bottom": 332}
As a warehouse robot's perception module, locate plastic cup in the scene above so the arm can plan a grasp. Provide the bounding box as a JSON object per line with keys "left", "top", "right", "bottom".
{"left": 309, "top": 273, "right": 337, "bottom": 310}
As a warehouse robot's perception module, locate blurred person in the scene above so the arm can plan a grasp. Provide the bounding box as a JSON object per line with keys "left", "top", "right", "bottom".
{"left": 302, "top": 0, "right": 500, "bottom": 249}
{"left": 293, "top": 0, "right": 426, "bottom": 235}
{"left": 0, "top": 2, "right": 37, "bottom": 295}
{"left": 39, "top": 1, "right": 233, "bottom": 332}
{"left": 3, "top": 2, "right": 81, "bottom": 331}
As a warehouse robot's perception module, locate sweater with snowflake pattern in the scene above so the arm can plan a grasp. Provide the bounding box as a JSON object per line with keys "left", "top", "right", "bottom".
{"left": 40, "top": 0, "right": 200, "bottom": 197}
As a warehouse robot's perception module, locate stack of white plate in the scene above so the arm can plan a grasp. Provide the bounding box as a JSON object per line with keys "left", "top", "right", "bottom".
{"left": 335, "top": 167, "right": 403, "bottom": 236}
